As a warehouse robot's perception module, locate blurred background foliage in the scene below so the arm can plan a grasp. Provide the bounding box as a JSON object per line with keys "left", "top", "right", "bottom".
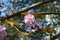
{"left": 0, "top": 0, "right": 60, "bottom": 40}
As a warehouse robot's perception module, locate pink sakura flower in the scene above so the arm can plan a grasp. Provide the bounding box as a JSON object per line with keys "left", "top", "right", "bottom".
{"left": 33, "top": 24, "right": 39, "bottom": 30}
{"left": 0, "top": 25, "right": 7, "bottom": 40}
{"left": 24, "top": 14, "right": 35, "bottom": 25}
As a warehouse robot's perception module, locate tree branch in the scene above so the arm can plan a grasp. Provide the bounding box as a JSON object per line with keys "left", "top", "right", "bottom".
{"left": 35, "top": 12, "right": 60, "bottom": 15}
{"left": 0, "top": 0, "right": 55, "bottom": 21}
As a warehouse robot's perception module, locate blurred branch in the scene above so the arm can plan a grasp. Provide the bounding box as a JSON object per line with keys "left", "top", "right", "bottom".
{"left": 34, "top": 12, "right": 60, "bottom": 15}
{"left": 0, "top": 12, "right": 60, "bottom": 21}
{"left": 0, "top": 0, "right": 55, "bottom": 21}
